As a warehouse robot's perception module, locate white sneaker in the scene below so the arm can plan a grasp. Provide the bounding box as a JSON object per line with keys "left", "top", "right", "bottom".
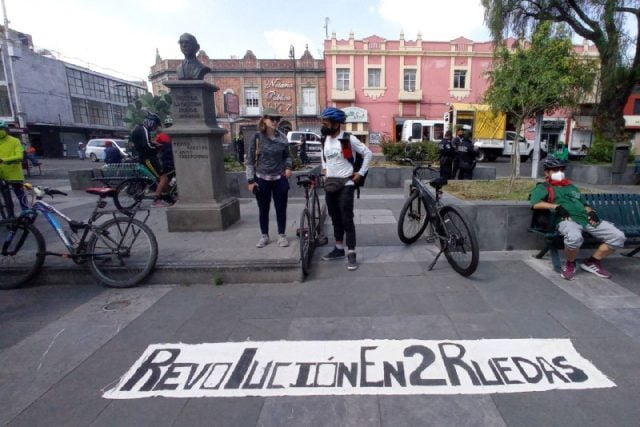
{"left": 277, "top": 234, "right": 289, "bottom": 247}
{"left": 256, "top": 235, "right": 269, "bottom": 248}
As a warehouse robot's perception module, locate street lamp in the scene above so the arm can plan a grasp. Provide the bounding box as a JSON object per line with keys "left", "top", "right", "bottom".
{"left": 289, "top": 45, "right": 299, "bottom": 130}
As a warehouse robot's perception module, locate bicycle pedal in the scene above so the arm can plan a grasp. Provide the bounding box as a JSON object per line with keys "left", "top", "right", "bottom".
{"left": 424, "top": 235, "right": 437, "bottom": 244}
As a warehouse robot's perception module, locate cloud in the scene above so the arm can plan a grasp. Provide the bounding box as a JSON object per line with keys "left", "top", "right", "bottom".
{"left": 138, "top": 0, "right": 192, "bottom": 14}
{"left": 264, "top": 30, "right": 318, "bottom": 59}
{"left": 376, "top": 0, "right": 488, "bottom": 40}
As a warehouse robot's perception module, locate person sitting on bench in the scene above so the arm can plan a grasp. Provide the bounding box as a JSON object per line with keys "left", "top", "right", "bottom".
{"left": 530, "top": 158, "right": 626, "bottom": 280}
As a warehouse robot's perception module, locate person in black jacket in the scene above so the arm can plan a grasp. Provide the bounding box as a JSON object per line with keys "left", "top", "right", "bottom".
{"left": 455, "top": 130, "right": 477, "bottom": 180}
{"left": 104, "top": 140, "right": 123, "bottom": 164}
{"left": 438, "top": 130, "right": 455, "bottom": 179}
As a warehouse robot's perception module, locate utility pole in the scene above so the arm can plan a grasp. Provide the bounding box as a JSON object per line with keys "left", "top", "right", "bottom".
{"left": 1, "top": 0, "right": 26, "bottom": 142}
{"left": 289, "top": 45, "right": 299, "bottom": 130}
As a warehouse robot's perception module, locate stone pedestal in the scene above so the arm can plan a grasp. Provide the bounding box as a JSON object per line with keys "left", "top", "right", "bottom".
{"left": 164, "top": 80, "right": 240, "bottom": 231}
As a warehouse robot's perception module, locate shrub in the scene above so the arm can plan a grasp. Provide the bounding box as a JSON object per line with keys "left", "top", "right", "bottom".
{"left": 584, "top": 136, "right": 613, "bottom": 163}
{"left": 382, "top": 141, "right": 439, "bottom": 163}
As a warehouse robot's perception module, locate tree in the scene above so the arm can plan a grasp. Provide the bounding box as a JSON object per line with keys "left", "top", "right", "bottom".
{"left": 482, "top": 0, "right": 639, "bottom": 146}
{"left": 484, "top": 22, "right": 596, "bottom": 182}
{"left": 123, "top": 92, "right": 172, "bottom": 130}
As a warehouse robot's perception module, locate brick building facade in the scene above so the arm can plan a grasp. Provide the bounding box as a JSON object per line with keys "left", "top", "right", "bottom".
{"left": 149, "top": 47, "right": 326, "bottom": 143}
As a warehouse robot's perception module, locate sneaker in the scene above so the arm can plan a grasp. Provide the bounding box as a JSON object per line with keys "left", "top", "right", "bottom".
{"left": 151, "top": 198, "right": 172, "bottom": 208}
{"left": 580, "top": 259, "right": 612, "bottom": 278}
{"left": 256, "top": 235, "right": 269, "bottom": 248}
{"left": 277, "top": 234, "right": 289, "bottom": 247}
{"left": 561, "top": 261, "right": 577, "bottom": 280}
{"left": 322, "top": 247, "right": 345, "bottom": 261}
{"left": 347, "top": 252, "right": 358, "bottom": 271}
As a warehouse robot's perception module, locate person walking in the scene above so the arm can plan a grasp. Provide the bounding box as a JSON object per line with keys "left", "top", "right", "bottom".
{"left": 130, "top": 112, "right": 172, "bottom": 207}
{"left": 299, "top": 133, "right": 309, "bottom": 165}
{"left": 553, "top": 142, "right": 570, "bottom": 161}
{"left": 78, "top": 142, "right": 86, "bottom": 160}
{"left": 0, "top": 121, "right": 29, "bottom": 217}
{"left": 235, "top": 132, "right": 245, "bottom": 165}
{"left": 318, "top": 107, "right": 372, "bottom": 271}
{"left": 530, "top": 159, "right": 626, "bottom": 280}
{"left": 455, "top": 130, "right": 477, "bottom": 180}
{"left": 246, "top": 108, "right": 293, "bottom": 248}
{"left": 438, "top": 130, "right": 455, "bottom": 179}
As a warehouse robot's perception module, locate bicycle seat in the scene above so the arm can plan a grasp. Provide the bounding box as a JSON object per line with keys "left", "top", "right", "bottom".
{"left": 85, "top": 187, "right": 117, "bottom": 198}
{"left": 429, "top": 178, "right": 448, "bottom": 189}
{"left": 297, "top": 176, "right": 312, "bottom": 187}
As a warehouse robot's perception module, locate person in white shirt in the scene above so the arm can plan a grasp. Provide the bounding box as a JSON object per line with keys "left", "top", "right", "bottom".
{"left": 318, "top": 107, "right": 372, "bottom": 271}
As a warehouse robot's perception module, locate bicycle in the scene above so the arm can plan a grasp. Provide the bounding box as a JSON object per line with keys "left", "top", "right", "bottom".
{"left": 296, "top": 173, "right": 328, "bottom": 276}
{"left": 0, "top": 183, "right": 158, "bottom": 289}
{"left": 397, "top": 159, "right": 479, "bottom": 277}
{"left": 95, "top": 162, "right": 177, "bottom": 211}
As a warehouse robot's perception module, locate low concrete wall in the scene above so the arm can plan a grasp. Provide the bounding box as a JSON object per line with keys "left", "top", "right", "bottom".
{"left": 226, "top": 165, "right": 323, "bottom": 198}
{"left": 566, "top": 163, "right": 636, "bottom": 185}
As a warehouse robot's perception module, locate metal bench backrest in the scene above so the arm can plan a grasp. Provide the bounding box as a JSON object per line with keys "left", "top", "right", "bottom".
{"left": 584, "top": 193, "right": 640, "bottom": 236}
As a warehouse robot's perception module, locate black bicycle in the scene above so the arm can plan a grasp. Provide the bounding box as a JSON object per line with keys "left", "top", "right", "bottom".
{"left": 0, "top": 183, "right": 158, "bottom": 289}
{"left": 397, "top": 159, "right": 479, "bottom": 276}
{"left": 296, "top": 173, "right": 328, "bottom": 276}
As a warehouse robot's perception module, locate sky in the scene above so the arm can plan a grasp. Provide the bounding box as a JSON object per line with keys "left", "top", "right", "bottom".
{"left": 4, "top": 0, "right": 490, "bottom": 85}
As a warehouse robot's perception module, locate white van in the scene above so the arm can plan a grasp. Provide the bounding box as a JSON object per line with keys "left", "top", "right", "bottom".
{"left": 401, "top": 120, "right": 445, "bottom": 142}
{"left": 286, "top": 131, "right": 323, "bottom": 163}
{"left": 85, "top": 139, "right": 130, "bottom": 162}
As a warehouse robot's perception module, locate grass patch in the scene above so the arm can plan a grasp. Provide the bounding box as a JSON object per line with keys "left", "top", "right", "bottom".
{"left": 445, "top": 178, "right": 592, "bottom": 201}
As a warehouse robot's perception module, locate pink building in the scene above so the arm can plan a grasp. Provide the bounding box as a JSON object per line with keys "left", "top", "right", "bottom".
{"left": 323, "top": 32, "right": 598, "bottom": 151}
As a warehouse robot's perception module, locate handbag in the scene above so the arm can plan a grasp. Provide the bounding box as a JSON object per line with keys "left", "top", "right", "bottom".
{"left": 324, "top": 177, "right": 349, "bottom": 194}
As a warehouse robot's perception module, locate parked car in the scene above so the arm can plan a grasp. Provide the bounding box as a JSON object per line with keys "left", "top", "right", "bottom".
{"left": 286, "top": 131, "right": 323, "bottom": 163}
{"left": 85, "top": 139, "right": 130, "bottom": 162}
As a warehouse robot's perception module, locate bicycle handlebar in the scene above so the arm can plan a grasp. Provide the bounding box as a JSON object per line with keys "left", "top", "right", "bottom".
{"left": 24, "top": 183, "right": 68, "bottom": 198}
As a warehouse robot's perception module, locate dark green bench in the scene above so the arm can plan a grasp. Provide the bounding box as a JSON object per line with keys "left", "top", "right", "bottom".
{"left": 529, "top": 193, "right": 640, "bottom": 272}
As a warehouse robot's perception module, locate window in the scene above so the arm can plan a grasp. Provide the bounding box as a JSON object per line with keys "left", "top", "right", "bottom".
{"left": 244, "top": 87, "right": 259, "bottom": 115}
{"left": 84, "top": 74, "right": 108, "bottom": 99}
{"left": 368, "top": 68, "right": 381, "bottom": 88}
{"left": 67, "top": 69, "right": 84, "bottom": 96}
{"left": 0, "top": 86, "right": 12, "bottom": 117}
{"left": 403, "top": 69, "right": 416, "bottom": 92}
{"left": 454, "top": 70, "right": 467, "bottom": 89}
{"left": 112, "top": 105, "right": 126, "bottom": 127}
{"left": 87, "top": 100, "right": 110, "bottom": 125}
{"left": 0, "top": 55, "right": 5, "bottom": 81}
{"left": 337, "top": 68, "right": 350, "bottom": 91}
{"left": 111, "top": 83, "right": 128, "bottom": 104}
{"left": 302, "top": 87, "right": 317, "bottom": 115}
{"left": 634, "top": 99, "right": 640, "bottom": 115}
{"left": 71, "top": 98, "right": 89, "bottom": 124}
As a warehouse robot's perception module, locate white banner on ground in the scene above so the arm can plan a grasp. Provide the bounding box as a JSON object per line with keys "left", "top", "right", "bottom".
{"left": 104, "top": 339, "right": 614, "bottom": 399}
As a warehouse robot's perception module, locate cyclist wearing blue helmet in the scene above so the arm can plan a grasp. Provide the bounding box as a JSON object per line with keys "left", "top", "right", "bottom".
{"left": 319, "top": 107, "right": 372, "bottom": 271}
{"left": 530, "top": 158, "right": 625, "bottom": 280}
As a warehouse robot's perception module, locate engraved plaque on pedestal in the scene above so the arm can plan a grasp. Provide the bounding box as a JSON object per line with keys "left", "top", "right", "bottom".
{"left": 164, "top": 80, "right": 240, "bottom": 231}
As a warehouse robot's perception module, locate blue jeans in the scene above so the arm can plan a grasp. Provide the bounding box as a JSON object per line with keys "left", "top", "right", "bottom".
{"left": 255, "top": 177, "right": 289, "bottom": 235}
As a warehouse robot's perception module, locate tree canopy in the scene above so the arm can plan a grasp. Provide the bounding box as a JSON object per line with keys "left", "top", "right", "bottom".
{"left": 482, "top": 0, "right": 640, "bottom": 143}
{"left": 485, "top": 22, "right": 596, "bottom": 177}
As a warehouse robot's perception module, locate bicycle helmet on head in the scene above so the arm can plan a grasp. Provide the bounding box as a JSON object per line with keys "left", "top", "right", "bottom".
{"left": 163, "top": 117, "right": 173, "bottom": 128}
{"left": 143, "top": 112, "right": 161, "bottom": 128}
{"left": 543, "top": 158, "right": 567, "bottom": 170}
{"left": 320, "top": 107, "right": 347, "bottom": 124}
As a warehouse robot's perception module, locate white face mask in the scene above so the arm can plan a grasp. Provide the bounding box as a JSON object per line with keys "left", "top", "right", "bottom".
{"left": 550, "top": 171, "right": 565, "bottom": 181}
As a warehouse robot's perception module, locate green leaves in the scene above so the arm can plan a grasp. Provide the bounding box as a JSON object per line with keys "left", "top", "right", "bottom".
{"left": 123, "top": 93, "right": 173, "bottom": 130}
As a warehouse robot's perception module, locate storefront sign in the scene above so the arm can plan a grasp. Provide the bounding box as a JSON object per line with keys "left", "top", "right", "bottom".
{"left": 104, "top": 339, "right": 614, "bottom": 399}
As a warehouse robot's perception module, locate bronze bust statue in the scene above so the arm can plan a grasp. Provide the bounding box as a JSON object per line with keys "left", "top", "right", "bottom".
{"left": 176, "top": 33, "right": 211, "bottom": 80}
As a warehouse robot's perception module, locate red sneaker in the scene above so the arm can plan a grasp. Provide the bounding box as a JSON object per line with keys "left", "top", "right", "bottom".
{"left": 580, "top": 259, "right": 612, "bottom": 278}
{"left": 561, "top": 261, "right": 576, "bottom": 280}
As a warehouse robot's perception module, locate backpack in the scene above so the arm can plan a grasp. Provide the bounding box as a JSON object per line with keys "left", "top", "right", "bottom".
{"left": 321, "top": 132, "right": 368, "bottom": 188}
{"left": 529, "top": 182, "right": 556, "bottom": 231}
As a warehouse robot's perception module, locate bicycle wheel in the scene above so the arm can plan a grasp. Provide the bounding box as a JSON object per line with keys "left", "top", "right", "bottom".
{"left": 0, "top": 220, "right": 46, "bottom": 289}
{"left": 114, "top": 178, "right": 153, "bottom": 211}
{"left": 310, "top": 188, "right": 322, "bottom": 237}
{"left": 438, "top": 205, "right": 479, "bottom": 277}
{"left": 87, "top": 217, "right": 158, "bottom": 288}
{"left": 299, "top": 208, "right": 313, "bottom": 276}
{"left": 397, "top": 191, "right": 429, "bottom": 244}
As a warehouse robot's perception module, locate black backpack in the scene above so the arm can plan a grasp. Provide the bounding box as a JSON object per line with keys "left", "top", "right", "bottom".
{"left": 321, "top": 132, "right": 368, "bottom": 188}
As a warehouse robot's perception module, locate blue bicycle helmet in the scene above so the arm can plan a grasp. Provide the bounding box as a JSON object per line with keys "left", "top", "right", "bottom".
{"left": 143, "top": 112, "right": 161, "bottom": 128}
{"left": 320, "top": 107, "right": 347, "bottom": 124}
{"left": 543, "top": 158, "right": 567, "bottom": 170}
